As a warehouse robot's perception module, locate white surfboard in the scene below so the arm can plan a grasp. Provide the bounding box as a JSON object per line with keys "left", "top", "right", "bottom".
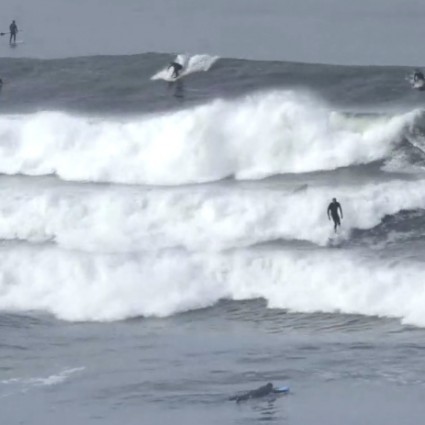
{"left": 164, "top": 67, "right": 188, "bottom": 82}
{"left": 10, "top": 40, "right": 24, "bottom": 47}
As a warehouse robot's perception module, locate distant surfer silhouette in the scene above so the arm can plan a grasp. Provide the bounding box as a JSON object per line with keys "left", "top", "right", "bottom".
{"left": 414, "top": 70, "right": 424, "bottom": 83}
{"left": 327, "top": 198, "right": 343, "bottom": 232}
{"left": 9, "top": 20, "right": 18, "bottom": 45}
{"left": 168, "top": 62, "right": 183, "bottom": 79}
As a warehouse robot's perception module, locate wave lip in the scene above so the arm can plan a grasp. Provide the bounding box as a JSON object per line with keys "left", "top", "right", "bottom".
{"left": 0, "top": 91, "right": 420, "bottom": 185}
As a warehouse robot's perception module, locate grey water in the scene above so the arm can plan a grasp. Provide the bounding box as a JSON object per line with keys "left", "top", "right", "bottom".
{"left": 2, "top": 302, "right": 425, "bottom": 425}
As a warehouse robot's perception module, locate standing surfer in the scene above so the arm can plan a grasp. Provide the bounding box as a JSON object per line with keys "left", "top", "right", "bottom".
{"left": 327, "top": 198, "right": 343, "bottom": 233}
{"left": 9, "top": 20, "right": 18, "bottom": 45}
{"left": 168, "top": 62, "right": 183, "bottom": 79}
{"left": 414, "top": 70, "right": 424, "bottom": 83}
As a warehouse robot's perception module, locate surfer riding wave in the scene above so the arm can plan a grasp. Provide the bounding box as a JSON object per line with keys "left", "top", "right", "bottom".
{"left": 150, "top": 54, "right": 218, "bottom": 81}
{"left": 327, "top": 198, "right": 343, "bottom": 233}
{"left": 168, "top": 62, "right": 183, "bottom": 79}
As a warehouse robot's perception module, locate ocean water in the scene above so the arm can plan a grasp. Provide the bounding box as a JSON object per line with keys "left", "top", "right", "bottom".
{"left": 1, "top": 53, "right": 425, "bottom": 424}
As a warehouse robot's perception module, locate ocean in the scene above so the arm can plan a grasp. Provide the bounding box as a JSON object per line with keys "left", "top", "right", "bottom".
{"left": 1, "top": 53, "right": 425, "bottom": 424}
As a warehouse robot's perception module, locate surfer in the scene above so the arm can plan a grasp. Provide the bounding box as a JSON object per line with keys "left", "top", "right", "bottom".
{"left": 9, "top": 20, "right": 18, "bottom": 45}
{"left": 168, "top": 62, "right": 183, "bottom": 79}
{"left": 327, "top": 198, "right": 343, "bottom": 233}
{"left": 229, "top": 383, "right": 278, "bottom": 403}
{"left": 413, "top": 69, "right": 425, "bottom": 83}
{"left": 414, "top": 70, "right": 424, "bottom": 82}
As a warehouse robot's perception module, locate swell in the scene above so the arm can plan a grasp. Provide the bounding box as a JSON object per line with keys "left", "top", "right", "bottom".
{"left": 0, "top": 52, "right": 419, "bottom": 114}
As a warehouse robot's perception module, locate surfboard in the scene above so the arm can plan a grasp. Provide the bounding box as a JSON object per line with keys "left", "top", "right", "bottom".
{"left": 166, "top": 70, "right": 187, "bottom": 82}
{"left": 275, "top": 386, "right": 290, "bottom": 393}
{"left": 9, "top": 40, "right": 24, "bottom": 47}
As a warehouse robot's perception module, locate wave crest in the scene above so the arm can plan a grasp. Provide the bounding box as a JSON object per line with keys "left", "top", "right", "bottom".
{"left": 0, "top": 91, "right": 420, "bottom": 185}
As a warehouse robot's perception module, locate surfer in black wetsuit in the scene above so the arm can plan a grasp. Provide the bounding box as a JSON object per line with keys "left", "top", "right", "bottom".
{"left": 9, "top": 20, "right": 18, "bottom": 45}
{"left": 229, "top": 383, "right": 276, "bottom": 403}
{"left": 168, "top": 62, "right": 183, "bottom": 78}
{"left": 327, "top": 198, "right": 343, "bottom": 233}
{"left": 414, "top": 70, "right": 424, "bottom": 83}
{"left": 414, "top": 70, "right": 424, "bottom": 82}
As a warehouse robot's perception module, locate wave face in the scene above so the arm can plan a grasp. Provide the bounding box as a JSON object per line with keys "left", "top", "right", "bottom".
{"left": 1, "top": 53, "right": 425, "bottom": 326}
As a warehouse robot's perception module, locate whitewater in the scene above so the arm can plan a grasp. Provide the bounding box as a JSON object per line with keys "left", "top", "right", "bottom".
{"left": 0, "top": 53, "right": 424, "bottom": 327}
{"left": 0, "top": 91, "right": 420, "bottom": 185}
{"left": 3, "top": 51, "right": 425, "bottom": 425}
{"left": 1, "top": 243, "right": 425, "bottom": 326}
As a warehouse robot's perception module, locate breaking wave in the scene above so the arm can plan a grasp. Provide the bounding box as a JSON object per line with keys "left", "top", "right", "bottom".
{"left": 0, "top": 91, "right": 421, "bottom": 185}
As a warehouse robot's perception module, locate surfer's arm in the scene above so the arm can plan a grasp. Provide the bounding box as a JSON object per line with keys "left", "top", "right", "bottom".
{"left": 339, "top": 205, "right": 343, "bottom": 219}
{"left": 327, "top": 205, "right": 331, "bottom": 220}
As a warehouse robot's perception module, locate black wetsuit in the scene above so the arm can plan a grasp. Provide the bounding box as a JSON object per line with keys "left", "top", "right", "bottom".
{"left": 229, "top": 383, "right": 275, "bottom": 403}
{"left": 327, "top": 201, "right": 343, "bottom": 232}
{"left": 9, "top": 22, "right": 18, "bottom": 44}
{"left": 413, "top": 71, "right": 425, "bottom": 81}
{"left": 168, "top": 62, "right": 183, "bottom": 78}
{"left": 414, "top": 72, "right": 424, "bottom": 83}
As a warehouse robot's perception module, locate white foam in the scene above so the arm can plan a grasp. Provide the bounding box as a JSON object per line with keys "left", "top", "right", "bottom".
{"left": 0, "top": 245, "right": 425, "bottom": 326}
{"left": 151, "top": 53, "right": 219, "bottom": 81}
{"left": 0, "top": 91, "right": 418, "bottom": 185}
{"left": 1, "top": 367, "right": 84, "bottom": 388}
{"left": 0, "top": 178, "right": 424, "bottom": 250}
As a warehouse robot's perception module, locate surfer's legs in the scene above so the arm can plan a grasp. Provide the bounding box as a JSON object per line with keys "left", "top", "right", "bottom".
{"left": 332, "top": 214, "right": 340, "bottom": 232}
{"left": 9, "top": 33, "right": 16, "bottom": 44}
{"left": 172, "top": 64, "right": 183, "bottom": 78}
